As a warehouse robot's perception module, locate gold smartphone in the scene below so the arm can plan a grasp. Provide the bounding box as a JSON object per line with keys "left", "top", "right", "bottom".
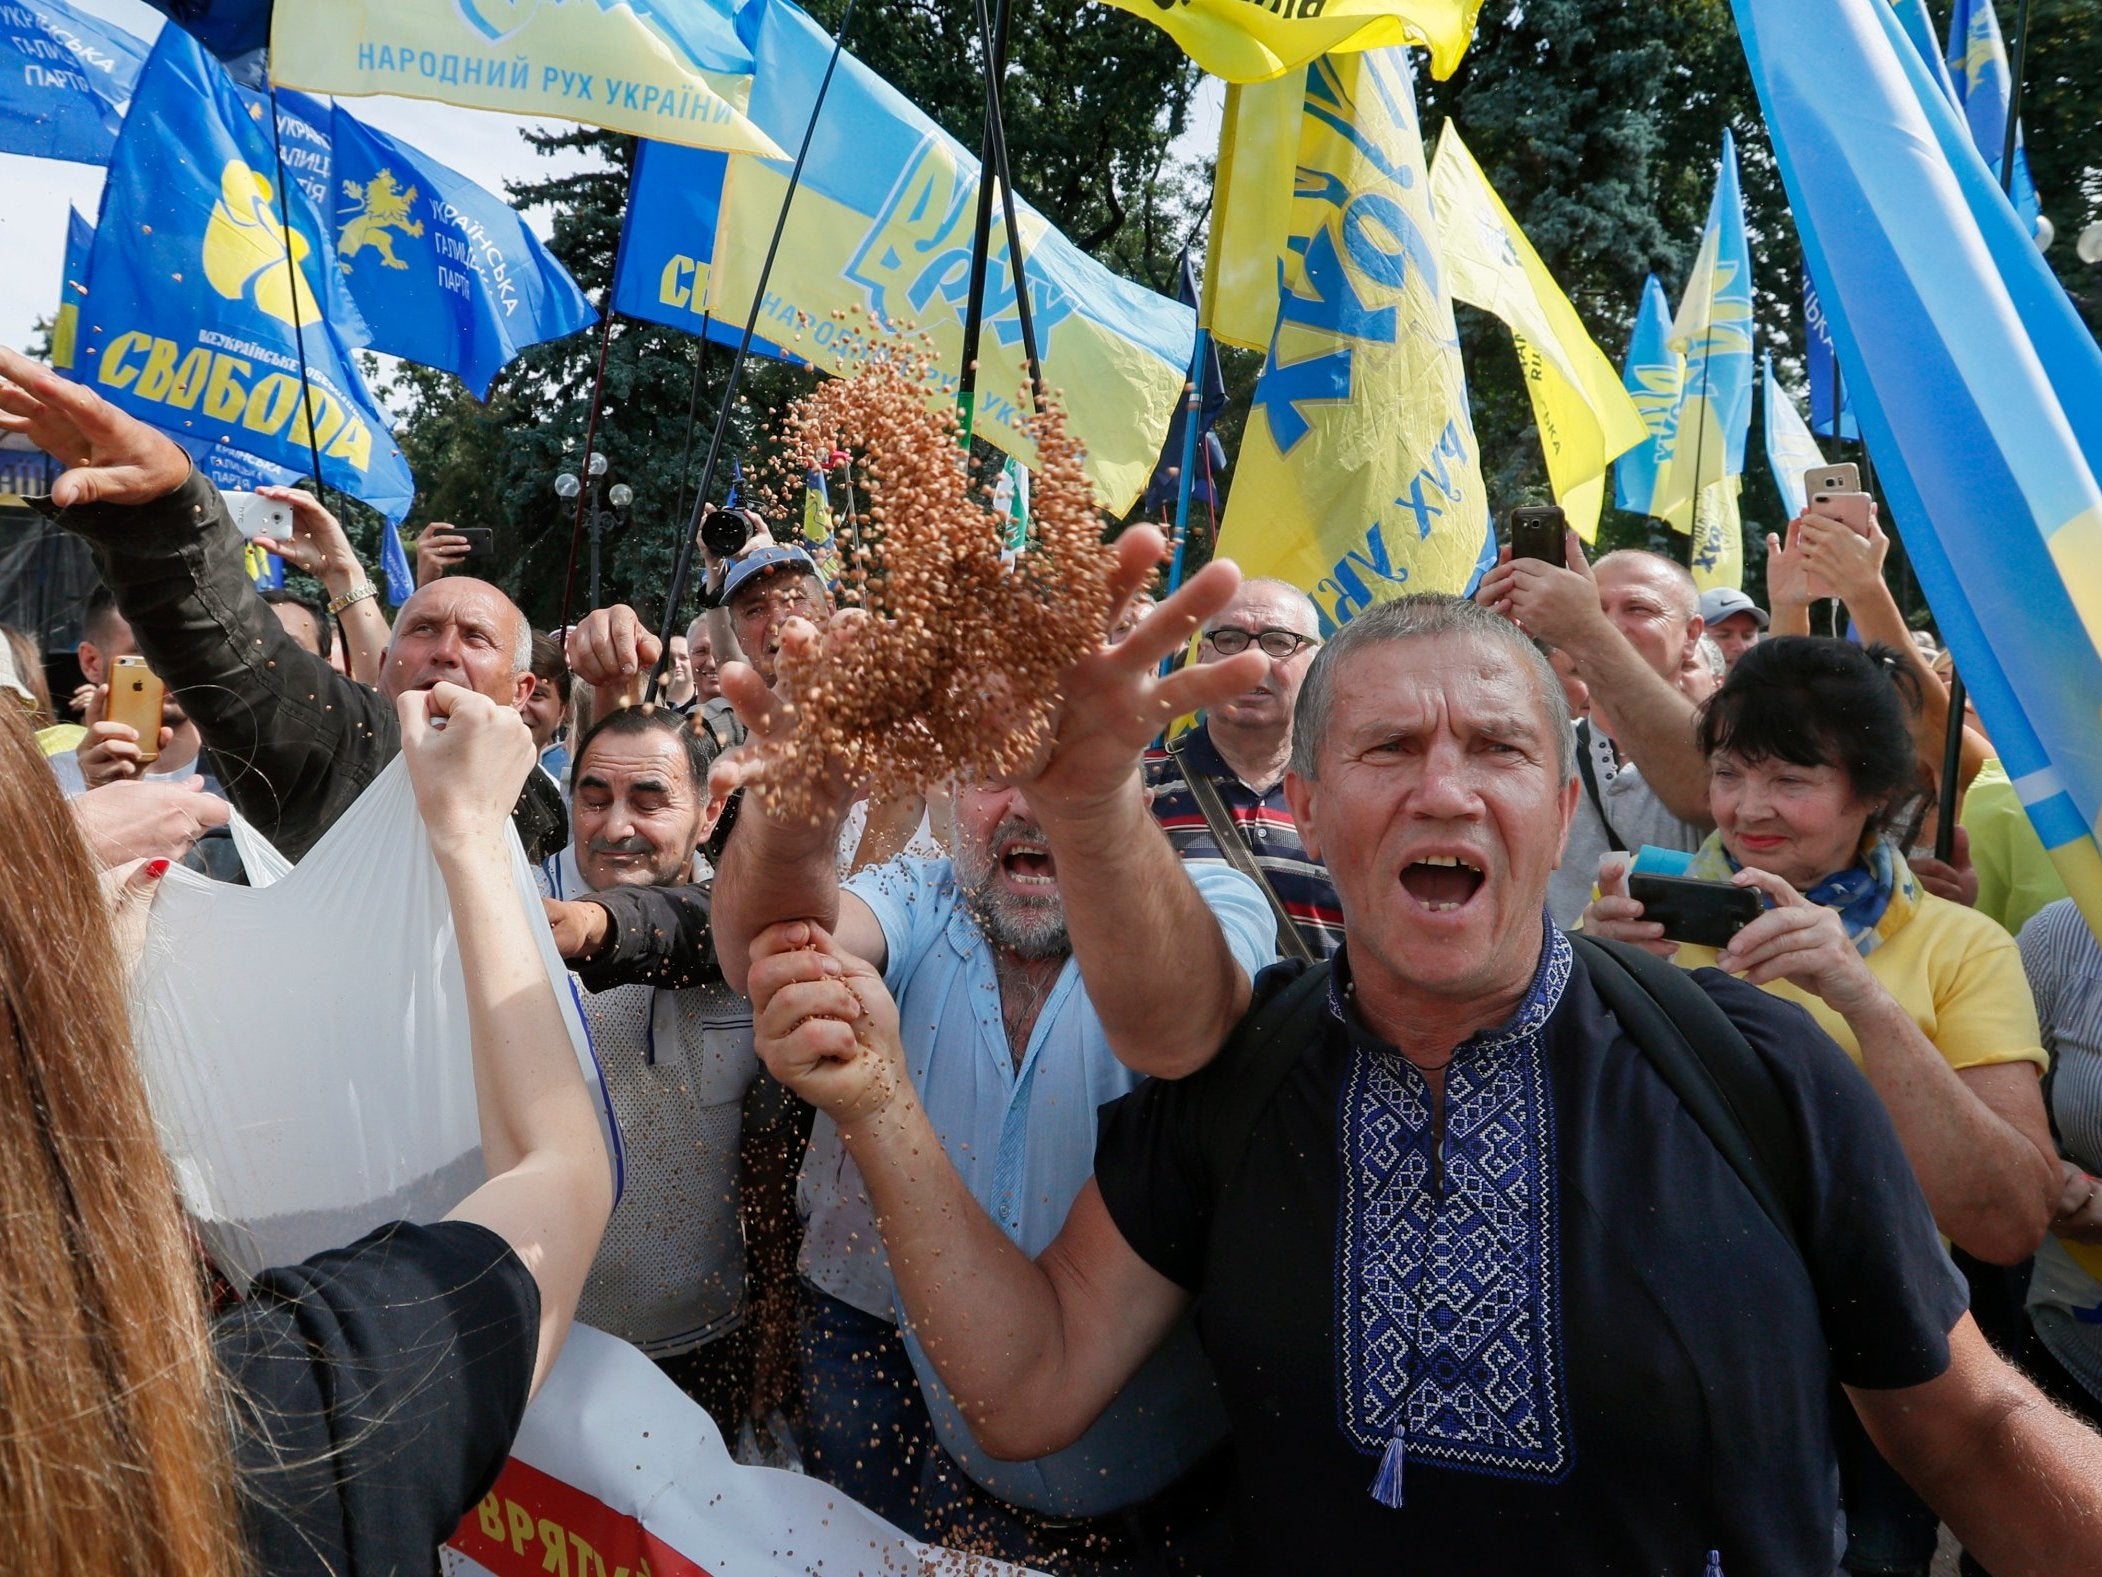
{"left": 107, "top": 655, "right": 166, "bottom": 762}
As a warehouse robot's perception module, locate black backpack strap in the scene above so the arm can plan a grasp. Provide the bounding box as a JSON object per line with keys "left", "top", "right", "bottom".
{"left": 1569, "top": 934, "right": 1810, "bottom": 1261}
{"left": 1199, "top": 961, "right": 1335, "bottom": 1212}
{"left": 1573, "top": 720, "right": 1628, "bottom": 854}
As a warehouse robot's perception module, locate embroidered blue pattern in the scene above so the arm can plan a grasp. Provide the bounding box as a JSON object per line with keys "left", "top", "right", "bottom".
{"left": 1334, "top": 927, "right": 1574, "bottom": 1502}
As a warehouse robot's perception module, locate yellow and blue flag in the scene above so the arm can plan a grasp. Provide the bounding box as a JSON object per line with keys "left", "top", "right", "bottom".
{"left": 1430, "top": 126, "right": 1648, "bottom": 541}
{"left": 1943, "top": 0, "right": 2042, "bottom": 235}
{"left": 270, "top": 0, "right": 782, "bottom": 158}
{"left": 1214, "top": 48, "right": 1489, "bottom": 633}
{"left": 706, "top": 0, "right": 1196, "bottom": 512}
{"left": 1762, "top": 352, "right": 1827, "bottom": 520}
{"left": 1737, "top": 0, "right": 2102, "bottom": 937}
{"left": 1100, "top": 0, "right": 1480, "bottom": 83}
{"left": 1647, "top": 131, "right": 1754, "bottom": 540}
{"left": 50, "top": 204, "right": 92, "bottom": 370}
{"left": 1203, "top": 74, "right": 1302, "bottom": 352}
{"left": 0, "top": 0, "right": 145, "bottom": 165}
{"left": 611, "top": 138, "right": 801, "bottom": 364}
{"left": 329, "top": 106, "right": 597, "bottom": 397}
{"left": 80, "top": 26, "right": 414, "bottom": 522}
{"left": 1613, "top": 273, "right": 1677, "bottom": 516}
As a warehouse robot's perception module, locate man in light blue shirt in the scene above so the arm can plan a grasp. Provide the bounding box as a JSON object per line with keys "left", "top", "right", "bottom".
{"left": 713, "top": 546, "right": 1280, "bottom": 1569}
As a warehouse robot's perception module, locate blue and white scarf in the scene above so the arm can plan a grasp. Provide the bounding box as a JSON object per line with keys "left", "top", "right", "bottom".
{"left": 1686, "top": 832, "right": 1918, "bottom": 957}
{"left": 1334, "top": 927, "right": 1575, "bottom": 1508}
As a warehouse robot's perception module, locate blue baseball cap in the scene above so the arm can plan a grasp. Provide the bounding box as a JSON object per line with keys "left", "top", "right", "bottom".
{"left": 720, "top": 543, "right": 821, "bottom": 606}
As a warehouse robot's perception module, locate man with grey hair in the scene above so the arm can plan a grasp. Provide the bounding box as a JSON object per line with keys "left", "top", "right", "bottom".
{"left": 1146, "top": 576, "right": 1343, "bottom": 957}
{"left": 1477, "top": 536, "right": 1713, "bottom": 924}
{"left": 0, "top": 347, "right": 564, "bottom": 863}
{"left": 744, "top": 589, "right": 2102, "bottom": 1573}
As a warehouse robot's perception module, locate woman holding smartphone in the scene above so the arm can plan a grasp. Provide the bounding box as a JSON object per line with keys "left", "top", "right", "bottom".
{"left": 0, "top": 682, "right": 613, "bottom": 1575}
{"left": 1582, "top": 636, "right": 2057, "bottom": 1264}
{"left": 1581, "top": 635, "right": 2058, "bottom": 1577}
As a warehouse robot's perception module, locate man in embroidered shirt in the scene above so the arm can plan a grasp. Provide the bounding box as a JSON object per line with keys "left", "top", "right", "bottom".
{"left": 743, "top": 592, "right": 2102, "bottom": 1574}
{"left": 711, "top": 545, "right": 1278, "bottom": 1566}
{"left": 1477, "top": 538, "right": 1714, "bottom": 925}
{"left": 1145, "top": 578, "right": 1344, "bottom": 958}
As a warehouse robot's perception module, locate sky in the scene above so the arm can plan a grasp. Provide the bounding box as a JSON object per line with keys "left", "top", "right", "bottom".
{"left": 0, "top": 1, "right": 1223, "bottom": 359}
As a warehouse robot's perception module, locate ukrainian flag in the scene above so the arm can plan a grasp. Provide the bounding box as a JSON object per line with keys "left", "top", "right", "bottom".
{"left": 1736, "top": 0, "right": 2102, "bottom": 937}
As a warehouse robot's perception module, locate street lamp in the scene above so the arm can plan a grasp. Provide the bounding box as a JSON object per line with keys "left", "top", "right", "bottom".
{"left": 554, "top": 453, "right": 633, "bottom": 611}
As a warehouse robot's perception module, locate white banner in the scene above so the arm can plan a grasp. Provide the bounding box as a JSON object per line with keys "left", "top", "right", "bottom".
{"left": 442, "top": 1325, "right": 1041, "bottom": 1577}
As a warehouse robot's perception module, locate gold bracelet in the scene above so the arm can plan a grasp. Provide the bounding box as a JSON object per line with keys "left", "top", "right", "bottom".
{"left": 327, "top": 583, "right": 377, "bottom": 616}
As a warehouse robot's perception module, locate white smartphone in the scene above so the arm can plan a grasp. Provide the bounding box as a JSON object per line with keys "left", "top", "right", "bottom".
{"left": 223, "top": 490, "right": 293, "bottom": 541}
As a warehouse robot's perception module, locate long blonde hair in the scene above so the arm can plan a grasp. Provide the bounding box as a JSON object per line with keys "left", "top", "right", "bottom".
{"left": 0, "top": 702, "right": 246, "bottom": 1573}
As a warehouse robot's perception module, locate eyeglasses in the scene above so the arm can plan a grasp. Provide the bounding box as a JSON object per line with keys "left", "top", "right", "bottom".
{"left": 1203, "top": 625, "right": 1320, "bottom": 660}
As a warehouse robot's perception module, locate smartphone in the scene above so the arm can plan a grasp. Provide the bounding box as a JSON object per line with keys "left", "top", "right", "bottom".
{"left": 222, "top": 490, "right": 293, "bottom": 541}
{"left": 456, "top": 527, "right": 496, "bottom": 560}
{"left": 106, "top": 655, "right": 166, "bottom": 762}
{"left": 1627, "top": 873, "right": 1764, "bottom": 950}
{"left": 1508, "top": 505, "right": 1567, "bottom": 566}
{"left": 1803, "top": 463, "right": 1873, "bottom": 537}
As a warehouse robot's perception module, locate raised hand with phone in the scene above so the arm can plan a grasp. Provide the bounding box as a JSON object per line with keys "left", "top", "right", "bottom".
{"left": 249, "top": 486, "right": 392, "bottom": 687}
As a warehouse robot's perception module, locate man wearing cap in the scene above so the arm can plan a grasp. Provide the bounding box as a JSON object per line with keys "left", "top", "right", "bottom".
{"left": 1700, "top": 587, "right": 1769, "bottom": 672}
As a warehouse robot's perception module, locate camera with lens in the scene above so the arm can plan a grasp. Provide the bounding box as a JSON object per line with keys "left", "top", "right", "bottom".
{"left": 699, "top": 504, "right": 759, "bottom": 560}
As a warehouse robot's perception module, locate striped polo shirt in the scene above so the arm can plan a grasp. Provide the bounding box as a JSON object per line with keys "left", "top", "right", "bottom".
{"left": 1144, "top": 720, "right": 1345, "bottom": 958}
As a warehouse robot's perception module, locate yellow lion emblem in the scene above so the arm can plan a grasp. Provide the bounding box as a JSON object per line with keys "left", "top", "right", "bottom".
{"left": 202, "top": 161, "right": 323, "bottom": 329}
{"left": 337, "top": 170, "right": 426, "bottom": 273}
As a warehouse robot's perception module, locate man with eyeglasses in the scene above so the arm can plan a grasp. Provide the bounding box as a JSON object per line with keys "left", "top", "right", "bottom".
{"left": 1146, "top": 577, "right": 1345, "bottom": 959}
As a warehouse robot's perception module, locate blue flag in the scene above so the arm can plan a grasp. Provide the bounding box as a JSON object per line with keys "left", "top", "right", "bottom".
{"left": 80, "top": 27, "right": 415, "bottom": 522}
{"left": 1944, "top": 0, "right": 2042, "bottom": 235}
{"left": 1762, "top": 351, "right": 1827, "bottom": 519}
{"left": 611, "top": 138, "right": 800, "bottom": 364}
{"left": 1736, "top": 0, "right": 2102, "bottom": 930}
{"left": 50, "top": 204, "right": 93, "bottom": 369}
{"left": 0, "top": 0, "right": 147, "bottom": 165}
{"left": 1613, "top": 273, "right": 1676, "bottom": 515}
{"left": 1141, "top": 252, "right": 1227, "bottom": 515}
{"left": 1802, "top": 277, "right": 1858, "bottom": 440}
{"left": 330, "top": 105, "right": 597, "bottom": 397}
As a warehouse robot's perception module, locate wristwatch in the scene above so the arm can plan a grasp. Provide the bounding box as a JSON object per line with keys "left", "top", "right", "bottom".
{"left": 327, "top": 583, "right": 378, "bottom": 616}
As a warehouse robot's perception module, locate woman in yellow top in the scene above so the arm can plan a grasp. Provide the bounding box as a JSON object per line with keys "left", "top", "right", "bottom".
{"left": 1582, "top": 635, "right": 2058, "bottom": 1267}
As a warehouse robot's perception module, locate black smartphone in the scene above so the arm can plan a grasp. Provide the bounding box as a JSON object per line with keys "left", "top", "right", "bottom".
{"left": 1508, "top": 505, "right": 1566, "bottom": 566}
{"left": 1627, "top": 874, "right": 1764, "bottom": 949}
{"left": 456, "top": 527, "right": 496, "bottom": 560}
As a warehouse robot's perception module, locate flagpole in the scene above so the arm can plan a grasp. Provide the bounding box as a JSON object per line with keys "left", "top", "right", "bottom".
{"left": 557, "top": 138, "right": 637, "bottom": 632}
{"left": 1164, "top": 323, "right": 1208, "bottom": 596}
{"left": 955, "top": 0, "right": 1011, "bottom": 446}
{"left": 265, "top": 89, "right": 328, "bottom": 500}
{"left": 970, "top": 0, "right": 1044, "bottom": 398}
{"left": 668, "top": 325, "right": 712, "bottom": 535}
{"left": 647, "top": 0, "right": 862, "bottom": 701}
{"left": 1935, "top": 0, "right": 2033, "bottom": 862}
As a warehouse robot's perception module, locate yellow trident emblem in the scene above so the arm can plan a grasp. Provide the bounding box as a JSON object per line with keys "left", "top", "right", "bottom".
{"left": 203, "top": 161, "right": 323, "bottom": 329}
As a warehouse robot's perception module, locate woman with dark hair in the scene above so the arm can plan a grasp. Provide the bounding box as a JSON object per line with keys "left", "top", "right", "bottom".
{"left": 0, "top": 682, "right": 613, "bottom": 1575}
{"left": 1585, "top": 636, "right": 2057, "bottom": 1261}
{"left": 1584, "top": 636, "right": 2059, "bottom": 1576}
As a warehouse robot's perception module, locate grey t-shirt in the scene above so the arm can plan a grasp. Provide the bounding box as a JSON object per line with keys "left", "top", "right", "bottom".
{"left": 1549, "top": 720, "right": 1705, "bottom": 927}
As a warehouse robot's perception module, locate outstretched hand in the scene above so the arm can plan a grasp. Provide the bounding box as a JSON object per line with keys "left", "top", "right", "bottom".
{"left": 0, "top": 346, "right": 190, "bottom": 509}
{"left": 1002, "top": 526, "right": 1266, "bottom": 820}
{"left": 1474, "top": 531, "right": 1606, "bottom": 650}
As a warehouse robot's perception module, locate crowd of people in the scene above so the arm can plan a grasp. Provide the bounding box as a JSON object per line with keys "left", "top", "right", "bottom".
{"left": 5, "top": 335, "right": 2102, "bottom": 1577}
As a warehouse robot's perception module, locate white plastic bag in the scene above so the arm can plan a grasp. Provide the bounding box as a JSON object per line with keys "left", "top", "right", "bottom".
{"left": 129, "top": 756, "right": 616, "bottom": 1287}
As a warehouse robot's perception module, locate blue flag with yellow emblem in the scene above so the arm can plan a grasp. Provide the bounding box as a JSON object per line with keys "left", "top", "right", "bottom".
{"left": 611, "top": 138, "right": 799, "bottom": 363}
{"left": 50, "top": 204, "right": 93, "bottom": 370}
{"left": 80, "top": 26, "right": 414, "bottom": 523}
{"left": 1944, "top": 0, "right": 2042, "bottom": 235}
{"left": 0, "top": 0, "right": 147, "bottom": 165}
{"left": 1613, "top": 272, "right": 1677, "bottom": 516}
{"left": 1736, "top": 0, "right": 2102, "bottom": 934}
{"left": 330, "top": 105, "right": 597, "bottom": 397}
